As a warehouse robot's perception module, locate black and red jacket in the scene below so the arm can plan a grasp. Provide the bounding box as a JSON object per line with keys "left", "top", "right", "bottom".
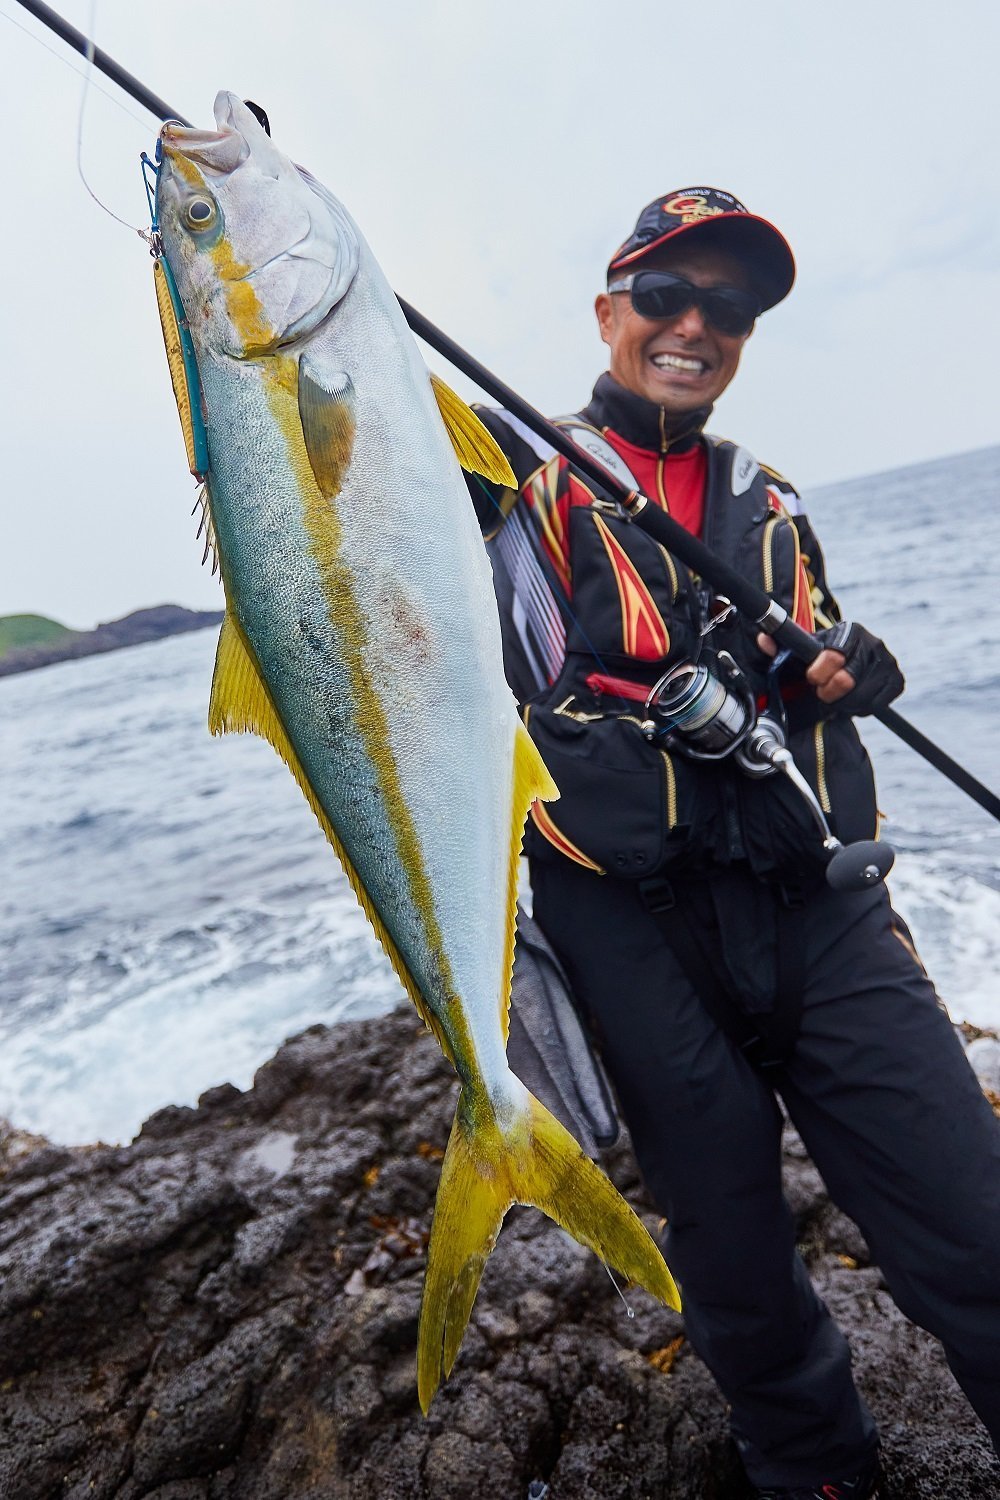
{"left": 469, "top": 374, "right": 878, "bottom": 884}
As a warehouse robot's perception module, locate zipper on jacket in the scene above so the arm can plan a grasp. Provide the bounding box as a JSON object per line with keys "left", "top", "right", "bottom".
{"left": 814, "top": 722, "right": 832, "bottom": 813}
{"left": 553, "top": 695, "right": 604, "bottom": 723}
{"left": 761, "top": 512, "right": 783, "bottom": 596}
{"left": 656, "top": 523, "right": 680, "bottom": 600}
{"left": 660, "top": 750, "right": 678, "bottom": 829}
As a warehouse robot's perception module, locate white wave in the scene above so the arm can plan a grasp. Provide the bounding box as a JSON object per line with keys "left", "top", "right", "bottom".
{"left": 0, "top": 885, "right": 402, "bottom": 1145}
{"left": 888, "top": 859, "right": 1000, "bottom": 1031}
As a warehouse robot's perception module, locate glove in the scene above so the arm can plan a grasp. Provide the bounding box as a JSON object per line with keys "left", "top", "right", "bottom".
{"left": 815, "top": 620, "right": 905, "bottom": 716}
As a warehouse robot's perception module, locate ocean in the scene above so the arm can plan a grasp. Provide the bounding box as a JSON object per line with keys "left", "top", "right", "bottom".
{"left": 2, "top": 444, "right": 999, "bottom": 1145}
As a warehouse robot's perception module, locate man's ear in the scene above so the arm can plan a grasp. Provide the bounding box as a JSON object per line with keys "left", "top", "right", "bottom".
{"left": 594, "top": 291, "right": 614, "bottom": 347}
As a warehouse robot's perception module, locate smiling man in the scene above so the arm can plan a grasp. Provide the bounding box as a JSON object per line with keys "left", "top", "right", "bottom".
{"left": 600, "top": 244, "right": 753, "bottom": 405}
{"left": 467, "top": 188, "right": 1000, "bottom": 1499}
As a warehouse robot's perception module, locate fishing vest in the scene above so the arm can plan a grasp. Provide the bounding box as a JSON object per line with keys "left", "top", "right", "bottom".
{"left": 511, "top": 423, "right": 879, "bottom": 884}
{"left": 553, "top": 427, "right": 805, "bottom": 685}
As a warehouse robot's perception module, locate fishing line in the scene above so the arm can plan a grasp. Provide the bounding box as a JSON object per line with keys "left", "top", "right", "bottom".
{"left": 0, "top": 5, "right": 148, "bottom": 130}
{"left": 73, "top": 0, "right": 145, "bottom": 235}
{"left": 603, "top": 1261, "right": 635, "bottom": 1319}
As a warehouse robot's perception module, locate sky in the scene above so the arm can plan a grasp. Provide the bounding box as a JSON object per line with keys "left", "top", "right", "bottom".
{"left": 2, "top": 0, "right": 999, "bottom": 629}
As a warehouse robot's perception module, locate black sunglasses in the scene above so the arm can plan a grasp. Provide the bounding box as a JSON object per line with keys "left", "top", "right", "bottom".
{"left": 607, "top": 270, "right": 760, "bottom": 337}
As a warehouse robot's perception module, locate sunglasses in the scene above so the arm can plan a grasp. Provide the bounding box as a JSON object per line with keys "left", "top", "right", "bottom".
{"left": 607, "top": 270, "right": 760, "bottom": 337}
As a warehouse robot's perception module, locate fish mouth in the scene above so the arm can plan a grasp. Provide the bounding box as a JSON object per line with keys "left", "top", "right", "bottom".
{"left": 160, "top": 121, "right": 250, "bottom": 175}
{"left": 160, "top": 94, "right": 272, "bottom": 175}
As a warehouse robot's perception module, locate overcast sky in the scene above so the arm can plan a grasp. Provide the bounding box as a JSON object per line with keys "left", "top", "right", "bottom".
{"left": 3, "top": 0, "right": 999, "bottom": 628}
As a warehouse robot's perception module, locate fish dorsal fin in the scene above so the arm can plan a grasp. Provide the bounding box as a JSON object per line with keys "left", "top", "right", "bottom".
{"left": 297, "top": 359, "right": 357, "bottom": 499}
{"left": 430, "top": 373, "right": 516, "bottom": 487}
{"left": 192, "top": 482, "right": 220, "bottom": 575}
{"left": 208, "top": 611, "right": 453, "bottom": 1060}
{"left": 500, "top": 723, "right": 559, "bottom": 1040}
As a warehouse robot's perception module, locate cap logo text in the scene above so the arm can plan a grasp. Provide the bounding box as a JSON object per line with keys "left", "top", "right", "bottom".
{"left": 662, "top": 194, "right": 725, "bottom": 224}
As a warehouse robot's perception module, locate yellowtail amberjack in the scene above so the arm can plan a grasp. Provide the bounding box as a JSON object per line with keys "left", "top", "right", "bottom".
{"left": 148, "top": 92, "right": 679, "bottom": 1410}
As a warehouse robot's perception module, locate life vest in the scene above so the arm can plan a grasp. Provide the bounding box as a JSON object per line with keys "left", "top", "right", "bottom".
{"left": 467, "top": 396, "right": 875, "bottom": 888}
{"left": 471, "top": 399, "right": 878, "bottom": 884}
{"left": 551, "top": 424, "right": 813, "bottom": 695}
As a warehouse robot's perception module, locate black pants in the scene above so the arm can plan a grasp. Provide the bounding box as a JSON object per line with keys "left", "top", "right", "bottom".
{"left": 530, "top": 858, "right": 1000, "bottom": 1489}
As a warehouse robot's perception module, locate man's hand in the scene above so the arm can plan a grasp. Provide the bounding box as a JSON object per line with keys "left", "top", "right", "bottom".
{"left": 756, "top": 621, "right": 905, "bottom": 716}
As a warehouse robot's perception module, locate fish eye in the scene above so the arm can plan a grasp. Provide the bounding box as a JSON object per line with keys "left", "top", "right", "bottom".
{"left": 185, "top": 196, "right": 217, "bottom": 230}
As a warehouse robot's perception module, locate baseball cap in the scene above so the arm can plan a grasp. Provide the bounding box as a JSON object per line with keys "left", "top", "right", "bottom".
{"left": 607, "top": 187, "right": 795, "bottom": 311}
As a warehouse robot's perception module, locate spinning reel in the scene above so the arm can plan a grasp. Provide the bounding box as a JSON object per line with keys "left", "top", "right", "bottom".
{"left": 641, "top": 634, "right": 894, "bottom": 893}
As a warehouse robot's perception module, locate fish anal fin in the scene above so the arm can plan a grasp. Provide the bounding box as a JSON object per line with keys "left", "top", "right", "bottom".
{"left": 499, "top": 723, "right": 558, "bottom": 1040}
{"left": 298, "top": 359, "right": 357, "bottom": 499}
{"left": 416, "top": 1088, "right": 680, "bottom": 1413}
{"left": 208, "top": 613, "right": 452, "bottom": 1059}
{"left": 430, "top": 372, "right": 516, "bottom": 487}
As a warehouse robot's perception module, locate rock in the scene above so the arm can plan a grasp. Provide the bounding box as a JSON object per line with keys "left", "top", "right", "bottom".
{"left": 966, "top": 1037, "right": 1000, "bottom": 1094}
{"left": 0, "top": 1009, "right": 997, "bottom": 1498}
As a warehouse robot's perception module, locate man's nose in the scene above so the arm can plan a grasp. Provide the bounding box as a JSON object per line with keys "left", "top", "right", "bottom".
{"left": 667, "top": 302, "right": 708, "bottom": 338}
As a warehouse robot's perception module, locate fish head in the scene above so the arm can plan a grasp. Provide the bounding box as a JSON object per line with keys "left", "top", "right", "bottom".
{"left": 156, "top": 91, "right": 359, "bottom": 359}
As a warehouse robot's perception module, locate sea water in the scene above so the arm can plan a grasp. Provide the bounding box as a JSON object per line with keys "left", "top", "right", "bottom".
{"left": 2, "top": 445, "right": 998, "bottom": 1143}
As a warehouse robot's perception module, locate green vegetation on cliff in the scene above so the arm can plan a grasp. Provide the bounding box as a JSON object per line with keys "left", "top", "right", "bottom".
{"left": 0, "top": 614, "right": 73, "bottom": 657}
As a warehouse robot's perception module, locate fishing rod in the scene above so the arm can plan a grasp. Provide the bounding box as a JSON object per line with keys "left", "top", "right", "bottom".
{"left": 397, "top": 306, "right": 1000, "bottom": 824}
{"left": 15, "top": 0, "right": 1000, "bottom": 825}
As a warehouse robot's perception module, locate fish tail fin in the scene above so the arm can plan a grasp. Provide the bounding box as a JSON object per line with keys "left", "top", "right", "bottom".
{"left": 416, "top": 1085, "right": 680, "bottom": 1412}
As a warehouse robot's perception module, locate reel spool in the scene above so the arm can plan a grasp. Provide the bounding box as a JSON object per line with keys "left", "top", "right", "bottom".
{"left": 642, "top": 653, "right": 756, "bottom": 761}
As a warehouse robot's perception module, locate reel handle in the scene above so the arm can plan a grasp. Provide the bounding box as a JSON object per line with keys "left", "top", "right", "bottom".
{"left": 738, "top": 720, "right": 896, "bottom": 892}
{"left": 825, "top": 839, "right": 895, "bottom": 892}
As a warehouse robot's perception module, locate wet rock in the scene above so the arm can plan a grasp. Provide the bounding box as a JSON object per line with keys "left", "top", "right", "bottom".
{"left": 0, "top": 1008, "right": 997, "bottom": 1498}
{"left": 966, "top": 1036, "right": 1000, "bottom": 1094}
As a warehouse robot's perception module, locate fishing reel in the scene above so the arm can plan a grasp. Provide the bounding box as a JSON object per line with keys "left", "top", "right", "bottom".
{"left": 641, "top": 648, "right": 894, "bottom": 892}
{"left": 641, "top": 652, "right": 757, "bottom": 762}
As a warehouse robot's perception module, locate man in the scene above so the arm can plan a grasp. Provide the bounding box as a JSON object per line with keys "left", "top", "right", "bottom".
{"left": 467, "top": 188, "right": 1000, "bottom": 1500}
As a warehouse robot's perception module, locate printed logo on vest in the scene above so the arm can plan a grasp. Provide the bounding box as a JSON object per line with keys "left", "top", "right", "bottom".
{"left": 559, "top": 425, "right": 639, "bottom": 490}
{"left": 731, "top": 446, "right": 759, "bottom": 496}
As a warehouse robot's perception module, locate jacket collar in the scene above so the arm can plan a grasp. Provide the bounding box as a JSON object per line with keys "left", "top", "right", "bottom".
{"left": 579, "top": 372, "right": 712, "bottom": 454}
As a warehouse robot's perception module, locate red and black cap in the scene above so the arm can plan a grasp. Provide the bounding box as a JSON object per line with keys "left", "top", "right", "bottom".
{"left": 607, "top": 187, "right": 795, "bottom": 311}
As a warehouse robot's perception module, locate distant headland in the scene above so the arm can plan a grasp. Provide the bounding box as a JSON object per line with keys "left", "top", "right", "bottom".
{"left": 0, "top": 606, "right": 224, "bottom": 678}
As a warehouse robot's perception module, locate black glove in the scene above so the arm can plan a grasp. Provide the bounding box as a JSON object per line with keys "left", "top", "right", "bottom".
{"left": 815, "top": 620, "right": 905, "bottom": 716}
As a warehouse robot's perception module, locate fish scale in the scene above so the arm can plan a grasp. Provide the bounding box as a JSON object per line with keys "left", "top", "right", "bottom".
{"left": 151, "top": 90, "right": 679, "bottom": 1410}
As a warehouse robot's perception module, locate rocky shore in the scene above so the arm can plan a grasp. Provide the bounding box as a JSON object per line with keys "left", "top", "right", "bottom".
{"left": 0, "top": 606, "right": 223, "bottom": 677}
{"left": 1, "top": 1011, "right": 998, "bottom": 1499}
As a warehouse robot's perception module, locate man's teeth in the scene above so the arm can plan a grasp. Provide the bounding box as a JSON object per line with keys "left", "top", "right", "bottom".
{"left": 652, "top": 353, "right": 706, "bottom": 373}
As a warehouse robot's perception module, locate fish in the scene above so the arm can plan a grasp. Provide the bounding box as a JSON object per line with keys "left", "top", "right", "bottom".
{"left": 150, "top": 91, "right": 680, "bottom": 1410}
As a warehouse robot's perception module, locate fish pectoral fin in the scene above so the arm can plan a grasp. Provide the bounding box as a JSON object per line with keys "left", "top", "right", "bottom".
{"left": 430, "top": 373, "right": 516, "bottom": 487}
{"left": 417, "top": 1087, "right": 680, "bottom": 1413}
{"left": 298, "top": 358, "right": 357, "bottom": 499}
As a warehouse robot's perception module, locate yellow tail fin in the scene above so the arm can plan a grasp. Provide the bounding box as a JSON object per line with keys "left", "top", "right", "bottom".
{"left": 416, "top": 1086, "right": 680, "bottom": 1411}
